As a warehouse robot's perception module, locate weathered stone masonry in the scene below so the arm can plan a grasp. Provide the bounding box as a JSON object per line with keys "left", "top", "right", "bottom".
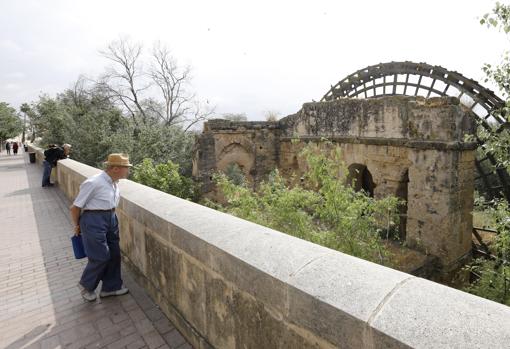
{"left": 193, "top": 96, "right": 477, "bottom": 268}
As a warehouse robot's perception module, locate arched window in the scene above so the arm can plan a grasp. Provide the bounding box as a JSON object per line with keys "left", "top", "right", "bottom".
{"left": 347, "top": 164, "right": 375, "bottom": 197}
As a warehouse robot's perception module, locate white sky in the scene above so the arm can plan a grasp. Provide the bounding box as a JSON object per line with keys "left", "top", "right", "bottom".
{"left": 0, "top": 0, "right": 507, "bottom": 120}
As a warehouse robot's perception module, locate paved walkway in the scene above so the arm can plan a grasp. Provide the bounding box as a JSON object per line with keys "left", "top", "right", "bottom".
{"left": 0, "top": 151, "right": 192, "bottom": 349}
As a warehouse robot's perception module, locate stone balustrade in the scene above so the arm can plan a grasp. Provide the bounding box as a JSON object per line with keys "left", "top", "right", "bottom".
{"left": 28, "top": 145, "right": 510, "bottom": 348}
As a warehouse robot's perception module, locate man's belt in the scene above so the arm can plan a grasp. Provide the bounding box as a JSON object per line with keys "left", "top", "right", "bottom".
{"left": 83, "top": 208, "right": 116, "bottom": 212}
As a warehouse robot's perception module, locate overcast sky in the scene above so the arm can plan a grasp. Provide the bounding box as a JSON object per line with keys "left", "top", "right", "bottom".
{"left": 0, "top": 0, "right": 507, "bottom": 120}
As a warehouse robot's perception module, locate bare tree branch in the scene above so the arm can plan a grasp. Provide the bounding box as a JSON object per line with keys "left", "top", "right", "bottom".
{"left": 150, "top": 42, "right": 204, "bottom": 126}
{"left": 97, "top": 38, "right": 215, "bottom": 130}
{"left": 99, "top": 37, "right": 150, "bottom": 125}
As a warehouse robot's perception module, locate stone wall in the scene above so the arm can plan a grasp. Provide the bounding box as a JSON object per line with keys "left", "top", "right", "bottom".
{"left": 279, "top": 96, "right": 474, "bottom": 141}
{"left": 194, "top": 96, "right": 477, "bottom": 268}
{"left": 193, "top": 120, "right": 279, "bottom": 194}
{"left": 41, "top": 155, "right": 510, "bottom": 349}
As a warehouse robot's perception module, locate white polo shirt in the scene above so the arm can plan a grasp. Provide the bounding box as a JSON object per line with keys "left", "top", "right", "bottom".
{"left": 73, "top": 171, "right": 120, "bottom": 210}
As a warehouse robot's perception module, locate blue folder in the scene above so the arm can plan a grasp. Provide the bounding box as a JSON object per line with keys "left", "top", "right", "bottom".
{"left": 71, "top": 234, "right": 87, "bottom": 259}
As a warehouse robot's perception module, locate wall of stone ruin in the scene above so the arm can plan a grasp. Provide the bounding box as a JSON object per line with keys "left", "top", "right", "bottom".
{"left": 193, "top": 120, "right": 279, "bottom": 194}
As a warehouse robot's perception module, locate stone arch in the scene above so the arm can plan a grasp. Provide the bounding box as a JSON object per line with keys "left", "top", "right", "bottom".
{"left": 321, "top": 61, "right": 510, "bottom": 202}
{"left": 346, "top": 163, "right": 375, "bottom": 197}
{"left": 217, "top": 142, "right": 255, "bottom": 182}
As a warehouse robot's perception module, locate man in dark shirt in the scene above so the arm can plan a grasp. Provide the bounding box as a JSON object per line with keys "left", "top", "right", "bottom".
{"left": 42, "top": 143, "right": 71, "bottom": 187}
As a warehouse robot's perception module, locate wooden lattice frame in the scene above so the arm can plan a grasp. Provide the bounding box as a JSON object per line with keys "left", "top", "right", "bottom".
{"left": 321, "top": 61, "right": 510, "bottom": 202}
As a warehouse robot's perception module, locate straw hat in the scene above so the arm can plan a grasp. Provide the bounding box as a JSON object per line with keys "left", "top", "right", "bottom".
{"left": 104, "top": 153, "right": 133, "bottom": 167}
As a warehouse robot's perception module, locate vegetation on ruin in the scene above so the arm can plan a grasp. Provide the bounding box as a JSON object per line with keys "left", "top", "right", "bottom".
{"left": 210, "top": 141, "right": 402, "bottom": 266}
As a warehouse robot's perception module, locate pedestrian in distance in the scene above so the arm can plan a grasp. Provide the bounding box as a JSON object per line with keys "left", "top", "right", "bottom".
{"left": 5, "top": 142, "right": 10, "bottom": 155}
{"left": 70, "top": 153, "right": 132, "bottom": 302}
{"left": 42, "top": 143, "right": 71, "bottom": 187}
{"left": 12, "top": 142, "right": 18, "bottom": 155}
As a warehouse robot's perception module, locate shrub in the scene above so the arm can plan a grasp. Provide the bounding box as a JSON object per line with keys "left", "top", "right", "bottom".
{"left": 132, "top": 158, "right": 197, "bottom": 201}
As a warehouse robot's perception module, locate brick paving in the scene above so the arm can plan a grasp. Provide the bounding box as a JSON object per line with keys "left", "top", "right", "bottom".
{"left": 0, "top": 151, "right": 192, "bottom": 349}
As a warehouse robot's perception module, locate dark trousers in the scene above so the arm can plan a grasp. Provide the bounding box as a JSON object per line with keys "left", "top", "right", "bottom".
{"left": 42, "top": 160, "right": 52, "bottom": 186}
{"left": 79, "top": 211, "right": 122, "bottom": 292}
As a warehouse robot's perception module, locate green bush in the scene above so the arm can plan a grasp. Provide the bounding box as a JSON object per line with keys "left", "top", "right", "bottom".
{"left": 132, "top": 158, "right": 197, "bottom": 201}
{"left": 465, "top": 259, "right": 510, "bottom": 305}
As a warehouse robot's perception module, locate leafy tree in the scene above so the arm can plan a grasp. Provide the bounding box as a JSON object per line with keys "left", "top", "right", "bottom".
{"left": 213, "top": 141, "right": 401, "bottom": 265}
{"left": 0, "top": 102, "right": 22, "bottom": 144}
{"left": 25, "top": 78, "right": 196, "bottom": 172}
{"left": 33, "top": 95, "right": 72, "bottom": 146}
{"left": 57, "top": 82, "right": 133, "bottom": 167}
{"left": 19, "top": 103, "right": 30, "bottom": 143}
{"left": 19, "top": 103, "right": 38, "bottom": 142}
{"left": 131, "top": 158, "right": 198, "bottom": 200}
{"left": 128, "top": 123, "right": 196, "bottom": 175}
{"left": 24, "top": 80, "right": 131, "bottom": 167}
{"left": 478, "top": 2, "right": 510, "bottom": 173}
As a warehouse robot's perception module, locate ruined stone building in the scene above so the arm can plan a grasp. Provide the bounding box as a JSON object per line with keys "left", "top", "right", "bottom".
{"left": 192, "top": 62, "right": 510, "bottom": 271}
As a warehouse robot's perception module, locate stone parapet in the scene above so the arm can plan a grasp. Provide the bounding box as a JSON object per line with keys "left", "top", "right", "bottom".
{"left": 27, "top": 144, "right": 45, "bottom": 165}
{"left": 47, "top": 157, "right": 510, "bottom": 349}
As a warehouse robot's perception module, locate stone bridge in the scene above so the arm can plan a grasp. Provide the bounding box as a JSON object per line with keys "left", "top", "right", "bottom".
{"left": 1, "top": 145, "right": 508, "bottom": 348}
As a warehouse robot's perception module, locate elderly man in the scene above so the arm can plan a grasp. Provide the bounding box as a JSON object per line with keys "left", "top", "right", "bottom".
{"left": 70, "top": 153, "right": 132, "bottom": 301}
{"left": 42, "top": 143, "right": 71, "bottom": 187}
